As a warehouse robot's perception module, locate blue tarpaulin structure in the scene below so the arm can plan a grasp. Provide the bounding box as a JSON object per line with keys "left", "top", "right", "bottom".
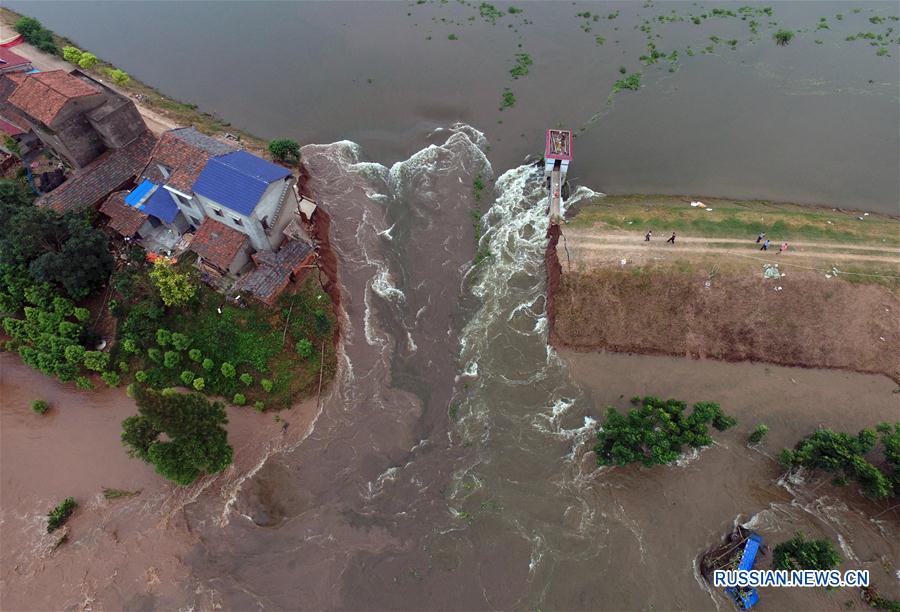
{"left": 141, "top": 187, "right": 180, "bottom": 223}
{"left": 125, "top": 179, "right": 156, "bottom": 207}
{"left": 726, "top": 534, "right": 762, "bottom": 609}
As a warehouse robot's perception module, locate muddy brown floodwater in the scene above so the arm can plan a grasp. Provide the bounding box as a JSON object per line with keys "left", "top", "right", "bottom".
{"left": 1, "top": 0, "right": 899, "bottom": 608}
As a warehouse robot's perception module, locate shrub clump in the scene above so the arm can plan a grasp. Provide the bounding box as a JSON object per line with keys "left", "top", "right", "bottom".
{"left": 31, "top": 399, "right": 50, "bottom": 415}
{"left": 47, "top": 497, "right": 77, "bottom": 532}
{"left": 773, "top": 532, "right": 841, "bottom": 571}
{"left": 595, "top": 396, "right": 736, "bottom": 467}
{"left": 748, "top": 424, "right": 769, "bottom": 445}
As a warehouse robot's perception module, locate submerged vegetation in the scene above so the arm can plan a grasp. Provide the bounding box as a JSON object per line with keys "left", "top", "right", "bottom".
{"left": 780, "top": 424, "right": 899, "bottom": 500}
{"left": 46, "top": 497, "right": 77, "bottom": 533}
{"left": 773, "top": 532, "right": 841, "bottom": 571}
{"left": 509, "top": 53, "right": 532, "bottom": 79}
{"left": 595, "top": 396, "right": 736, "bottom": 467}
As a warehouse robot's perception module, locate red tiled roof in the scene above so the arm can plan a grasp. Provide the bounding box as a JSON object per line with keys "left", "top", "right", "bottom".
{"left": 0, "top": 116, "right": 24, "bottom": 136}
{"left": 142, "top": 127, "right": 236, "bottom": 194}
{"left": 36, "top": 130, "right": 157, "bottom": 213}
{"left": 190, "top": 217, "right": 248, "bottom": 271}
{"left": 100, "top": 190, "right": 148, "bottom": 236}
{"left": 234, "top": 239, "right": 315, "bottom": 304}
{"left": 8, "top": 70, "right": 101, "bottom": 125}
{"left": 0, "top": 47, "right": 31, "bottom": 72}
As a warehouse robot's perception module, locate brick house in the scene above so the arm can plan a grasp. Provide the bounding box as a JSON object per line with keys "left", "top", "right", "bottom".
{"left": 189, "top": 217, "right": 251, "bottom": 276}
{"left": 8, "top": 69, "right": 145, "bottom": 169}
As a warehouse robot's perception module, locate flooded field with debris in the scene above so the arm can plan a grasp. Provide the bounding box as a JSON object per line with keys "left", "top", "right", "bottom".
{"left": 1, "top": 0, "right": 899, "bottom": 610}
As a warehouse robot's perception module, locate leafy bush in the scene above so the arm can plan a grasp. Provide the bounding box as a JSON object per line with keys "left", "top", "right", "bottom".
{"left": 295, "top": 339, "right": 314, "bottom": 358}
{"left": 188, "top": 348, "right": 202, "bottom": 362}
{"left": 780, "top": 427, "right": 896, "bottom": 499}
{"left": 268, "top": 139, "right": 300, "bottom": 163}
{"left": 135, "top": 370, "right": 148, "bottom": 383}
{"left": 192, "top": 377, "right": 205, "bottom": 391}
{"left": 239, "top": 372, "right": 253, "bottom": 386}
{"left": 64, "top": 344, "right": 85, "bottom": 364}
{"left": 121, "top": 386, "right": 232, "bottom": 485}
{"left": 147, "top": 348, "right": 162, "bottom": 363}
{"left": 202, "top": 358, "right": 214, "bottom": 371}
{"left": 121, "top": 338, "right": 139, "bottom": 354}
{"left": 101, "top": 371, "right": 120, "bottom": 387}
{"left": 103, "top": 67, "right": 130, "bottom": 85}
{"left": 773, "top": 533, "right": 841, "bottom": 570}
{"left": 149, "top": 259, "right": 196, "bottom": 307}
{"left": 180, "top": 370, "right": 195, "bottom": 385}
{"left": 254, "top": 401, "right": 265, "bottom": 412}
{"left": 220, "top": 362, "right": 236, "bottom": 378}
{"left": 118, "top": 361, "right": 129, "bottom": 373}
{"left": 82, "top": 351, "right": 110, "bottom": 372}
{"left": 15, "top": 17, "right": 58, "bottom": 54}
{"left": 75, "top": 376, "right": 93, "bottom": 390}
{"left": 163, "top": 350, "right": 180, "bottom": 369}
{"left": 233, "top": 393, "right": 246, "bottom": 406}
{"left": 156, "top": 328, "right": 171, "bottom": 346}
{"left": 62, "top": 46, "right": 83, "bottom": 63}
{"left": 749, "top": 424, "right": 769, "bottom": 445}
{"left": 31, "top": 399, "right": 50, "bottom": 415}
{"left": 170, "top": 332, "right": 191, "bottom": 351}
{"left": 77, "top": 52, "right": 97, "bottom": 69}
{"left": 47, "top": 497, "right": 77, "bottom": 532}
{"left": 261, "top": 378, "right": 273, "bottom": 393}
{"left": 595, "top": 396, "right": 736, "bottom": 467}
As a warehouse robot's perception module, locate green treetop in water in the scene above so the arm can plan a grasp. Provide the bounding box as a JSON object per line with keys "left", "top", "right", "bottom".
{"left": 595, "top": 396, "right": 736, "bottom": 467}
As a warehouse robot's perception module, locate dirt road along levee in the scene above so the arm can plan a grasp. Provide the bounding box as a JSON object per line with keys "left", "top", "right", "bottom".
{"left": 551, "top": 222, "right": 900, "bottom": 382}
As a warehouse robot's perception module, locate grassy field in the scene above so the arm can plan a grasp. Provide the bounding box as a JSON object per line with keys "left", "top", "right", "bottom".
{"left": 567, "top": 195, "right": 900, "bottom": 246}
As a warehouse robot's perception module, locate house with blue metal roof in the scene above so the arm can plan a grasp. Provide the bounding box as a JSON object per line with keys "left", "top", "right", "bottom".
{"left": 191, "top": 150, "right": 298, "bottom": 251}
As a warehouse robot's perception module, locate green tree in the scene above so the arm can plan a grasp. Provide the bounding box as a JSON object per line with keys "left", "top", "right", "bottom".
{"left": 82, "top": 351, "right": 110, "bottom": 372}
{"left": 296, "top": 338, "right": 314, "bottom": 358}
{"left": 773, "top": 533, "right": 841, "bottom": 571}
{"left": 220, "top": 362, "right": 236, "bottom": 378}
{"left": 155, "top": 328, "right": 172, "bottom": 346}
{"left": 180, "top": 370, "right": 195, "bottom": 385}
{"left": 77, "top": 52, "right": 97, "bottom": 69}
{"left": 239, "top": 372, "right": 253, "bottom": 386}
{"left": 148, "top": 259, "right": 196, "bottom": 307}
{"left": 595, "top": 396, "right": 736, "bottom": 467}
{"left": 134, "top": 370, "right": 148, "bottom": 383}
{"left": 774, "top": 29, "right": 795, "bottom": 45}
{"left": 101, "top": 67, "right": 130, "bottom": 85}
{"left": 268, "top": 139, "right": 300, "bottom": 163}
{"left": 101, "top": 371, "right": 120, "bottom": 387}
{"left": 62, "top": 45, "right": 83, "bottom": 63}
{"left": 781, "top": 427, "right": 896, "bottom": 499}
{"left": 170, "top": 332, "right": 191, "bottom": 351}
{"left": 188, "top": 348, "right": 202, "bottom": 362}
{"left": 163, "top": 350, "right": 180, "bottom": 369}
{"left": 0, "top": 207, "right": 114, "bottom": 300}
{"left": 14, "top": 17, "right": 58, "bottom": 54}
{"left": 261, "top": 378, "right": 273, "bottom": 393}
{"left": 202, "top": 358, "right": 214, "bottom": 371}
{"left": 749, "top": 424, "right": 769, "bottom": 445}
{"left": 31, "top": 399, "right": 50, "bottom": 415}
{"left": 192, "top": 377, "right": 205, "bottom": 391}
{"left": 46, "top": 497, "right": 77, "bottom": 532}
{"left": 233, "top": 393, "right": 246, "bottom": 406}
{"left": 121, "top": 386, "right": 233, "bottom": 485}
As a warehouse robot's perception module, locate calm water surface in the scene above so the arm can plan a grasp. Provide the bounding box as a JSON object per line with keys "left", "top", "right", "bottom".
{"left": 8, "top": 0, "right": 899, "bottom": 211}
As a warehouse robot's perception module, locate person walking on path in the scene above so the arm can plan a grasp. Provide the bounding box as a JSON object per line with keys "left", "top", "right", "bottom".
{"left": 666, "top": 232, "right": 676, "bottom": 244}
{"left": 760, "top": 238, "right": 771, "bottom": 251}
{"left": 778, "top": 242, "right": 788, "bottom": 254}
{"left": 645, "top": 230, "right": 652, "bottom": 242}
{"left": 756, "top": 232, "right": 766, "bottom": 243}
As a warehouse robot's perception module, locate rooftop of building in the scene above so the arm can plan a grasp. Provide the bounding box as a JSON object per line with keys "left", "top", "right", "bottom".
{"left": 192, "top": 150, "right": 292, "bottom": 216}
{"left": 8, "top": 70, "right": 102, "bottom": 126}
{"left": 190, "top": 217, "right": 248, "bottom": 271}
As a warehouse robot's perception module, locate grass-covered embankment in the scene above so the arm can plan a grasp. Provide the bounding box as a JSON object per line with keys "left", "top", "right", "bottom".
{"left": 551, "top": 195, "right": 900, "bottom": 381}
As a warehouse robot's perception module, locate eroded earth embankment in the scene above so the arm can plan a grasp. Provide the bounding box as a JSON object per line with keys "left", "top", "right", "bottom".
{"left": 547, "top": 201, "right": 900, "bottom": 382}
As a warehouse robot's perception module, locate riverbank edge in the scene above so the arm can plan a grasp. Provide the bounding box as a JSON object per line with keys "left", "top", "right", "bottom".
{"left": 546, "top": 195, "right": 900, "bottom": 383}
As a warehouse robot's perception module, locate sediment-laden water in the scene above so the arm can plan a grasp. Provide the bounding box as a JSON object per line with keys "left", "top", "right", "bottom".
{"left": 2, "top": 0, "right": 899, "bottom": 608}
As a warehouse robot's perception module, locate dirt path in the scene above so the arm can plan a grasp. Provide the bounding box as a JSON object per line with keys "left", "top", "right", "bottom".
{"left": 1, "top": 18, "right": 177, "bottom": 135}
{"left": 560, "top": 228, "right": 900, "bottom": 268}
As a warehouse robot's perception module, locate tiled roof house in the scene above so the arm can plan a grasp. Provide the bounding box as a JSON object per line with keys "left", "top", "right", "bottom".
{"left": 234, "top": 238, "right": 316, "bottom": 305}
{"left": 190, "top": 217, "right": 250, "bottom": 276}
{"left": 8, "top": 69, "right": 146, "bottom": 169}
{"left": 190, "top": 151, "right": 298, "bottom": 251}
{"left": 0, "top": 47, "right": 32, "bottom": 75}
{"left": 36, "top": 130, "right": 157, "bottom": 213}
